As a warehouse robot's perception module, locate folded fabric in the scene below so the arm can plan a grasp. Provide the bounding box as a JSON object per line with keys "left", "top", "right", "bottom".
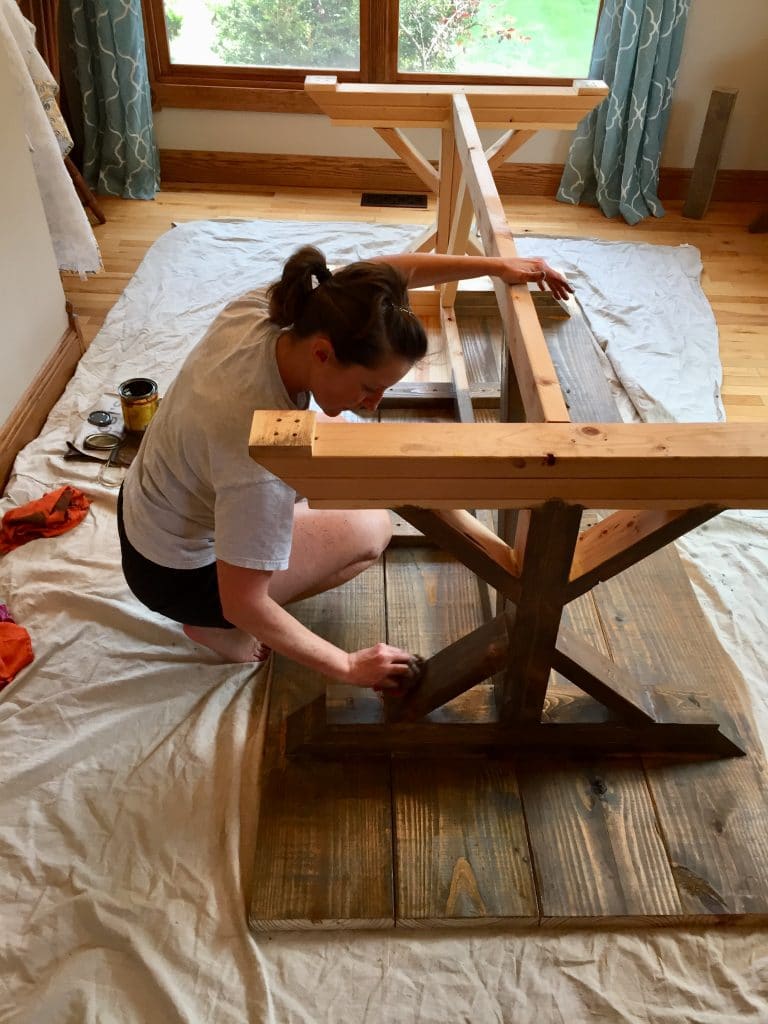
{"left": 0, "top": 620, "right": 34, "bottom": 687}
{"left": 0, "top": 485, "right": 91, "bottom": 554}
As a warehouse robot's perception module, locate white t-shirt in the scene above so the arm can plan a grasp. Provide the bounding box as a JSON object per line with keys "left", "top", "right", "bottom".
{"left": 121, "top": 289, "right": 308, "bottom": 571}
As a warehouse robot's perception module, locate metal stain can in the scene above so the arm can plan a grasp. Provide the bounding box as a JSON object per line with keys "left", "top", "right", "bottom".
{"left": 118, "top": 377, "right": 159, "bottom": 434}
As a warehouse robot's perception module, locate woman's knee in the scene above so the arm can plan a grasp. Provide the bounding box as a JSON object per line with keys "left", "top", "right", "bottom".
{"left": 350, "top": 509, "right": 392, "bottom": 563}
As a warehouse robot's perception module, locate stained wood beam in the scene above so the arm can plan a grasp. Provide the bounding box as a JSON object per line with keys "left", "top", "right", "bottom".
{"left": 452, "top": 93, "right": 569, "bottom": 423}
{"left": 286, "top": 696, "right": 744, "bottom": 760}
{"left": 496, "top": 501, "right": 583, "bottom": 723}
{"left": 566, "top": 506, "right": 723, "bottom": 601}
{"left": 382, "top": 608, "right": 516, "bottom": 723}
{"left": 552, "top": 628, "right": 656, "bottom": 725}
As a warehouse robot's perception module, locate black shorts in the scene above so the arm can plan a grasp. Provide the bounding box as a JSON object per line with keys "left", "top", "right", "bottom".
{"left": 117, "top": 487, "right": 233, "bottom": 629}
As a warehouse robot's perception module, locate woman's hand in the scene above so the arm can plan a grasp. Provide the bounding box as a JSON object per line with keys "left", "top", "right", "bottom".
{"left": 345, "top": 643, "right": 422, "bottom": 689}
{"left": 496, "top": 257, "right": 573, "bottom": 301}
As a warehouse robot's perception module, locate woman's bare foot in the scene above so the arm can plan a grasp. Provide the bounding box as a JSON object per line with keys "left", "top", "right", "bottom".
{"left": 183, "top": 624, "right": 270, "bottom": 664}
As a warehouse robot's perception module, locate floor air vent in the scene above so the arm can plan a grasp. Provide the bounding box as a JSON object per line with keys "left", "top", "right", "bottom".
{"left": 360, "top": 192, "right": 428, "bottom": 209}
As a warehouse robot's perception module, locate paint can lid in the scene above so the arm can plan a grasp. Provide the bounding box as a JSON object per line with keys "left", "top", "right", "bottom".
{"left": 83, "top": 432, "right": 122, "bottom": 451}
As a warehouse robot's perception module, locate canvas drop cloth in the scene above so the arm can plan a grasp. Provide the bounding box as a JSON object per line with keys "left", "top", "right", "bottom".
{"left": 1, "top": 220, "right": 766, "bottom": 1024}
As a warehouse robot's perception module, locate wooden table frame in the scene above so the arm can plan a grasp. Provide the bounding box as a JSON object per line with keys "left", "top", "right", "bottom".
{"left": 249, "top": 80, "right": 768, "bottom": 762}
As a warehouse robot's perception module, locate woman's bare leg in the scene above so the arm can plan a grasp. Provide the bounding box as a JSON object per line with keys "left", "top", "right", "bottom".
{"left": 182, "top": 504, "right": 391, "bottom": 662}
{"left": 268, "top": 503, "right": 392, "bottom": 606}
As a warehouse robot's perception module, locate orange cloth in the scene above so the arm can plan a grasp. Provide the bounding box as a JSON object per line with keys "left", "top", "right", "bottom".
{"left": 0, "top": 621, "right": 33, "bottom": 687}
{"left": 0, "top": 486, "right": 91, "bottom": 554}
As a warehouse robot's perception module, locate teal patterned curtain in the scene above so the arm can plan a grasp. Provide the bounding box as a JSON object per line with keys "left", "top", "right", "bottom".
{"left": 64, "top": 0, "right": 159, "bottom": 198}
{"left": 557, "top": 0, "right": 690, "bottom": 225}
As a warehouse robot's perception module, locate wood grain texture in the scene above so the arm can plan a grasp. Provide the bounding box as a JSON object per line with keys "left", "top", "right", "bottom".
{"left": 385, "top": 545, "right": 537, "bottom": 926}
{"left": 683, "top": 90, "right": 739, "bottom": 220}
{"left": 393, "top": 760, "right": 538, "bottom": 927}
{"left": 249, "top": 564, "right": 394, "bottom": 931}
{"left": 593, "top": 548, "right": 768, "bottom": 919}
{"left": 520, "top": 761, "right": 684, "bottom": 923}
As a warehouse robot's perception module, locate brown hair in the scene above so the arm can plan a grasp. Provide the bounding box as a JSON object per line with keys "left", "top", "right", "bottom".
{"left": 267, "top": 245, "right": 427, "bottom": 368}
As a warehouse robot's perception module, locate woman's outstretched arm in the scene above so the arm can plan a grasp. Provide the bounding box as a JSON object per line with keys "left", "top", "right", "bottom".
{"left": 371, "top": 251, "right": 573, "bottom": 300}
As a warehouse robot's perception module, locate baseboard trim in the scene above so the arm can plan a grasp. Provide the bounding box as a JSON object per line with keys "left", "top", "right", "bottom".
{"left": 160, "top": 149, "right": 768, "bottom": 202}
{"left": 0, "top": 305, "right": 85, "bottom": 495}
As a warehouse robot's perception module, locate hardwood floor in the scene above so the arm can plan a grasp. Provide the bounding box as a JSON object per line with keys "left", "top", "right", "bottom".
{"left": 62, "top": 188, "right": 768, "bottom": 422}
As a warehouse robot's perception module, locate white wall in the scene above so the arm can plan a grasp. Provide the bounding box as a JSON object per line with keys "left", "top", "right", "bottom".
{"left": 154, "top": 0, "right": 768, "bottom": 170}
{"left": 0, "top": 56, "right": 67, "bottom": 423}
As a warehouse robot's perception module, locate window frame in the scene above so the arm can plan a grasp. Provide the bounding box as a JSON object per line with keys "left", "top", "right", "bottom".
{"left": 143, "top": 0, "right": 601, "bottom": 112}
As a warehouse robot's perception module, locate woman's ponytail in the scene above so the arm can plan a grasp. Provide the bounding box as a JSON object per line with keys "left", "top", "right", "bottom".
{"left": 267, "top": 245, "right": 331, "bottom": 326}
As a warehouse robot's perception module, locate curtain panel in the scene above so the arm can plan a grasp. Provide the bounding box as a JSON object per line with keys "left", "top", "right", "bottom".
{"left": 557, "top": 0, "right": 690, "bottom": 225}
{"left": 64, "top": 0, "right": 160, "bottom": 199}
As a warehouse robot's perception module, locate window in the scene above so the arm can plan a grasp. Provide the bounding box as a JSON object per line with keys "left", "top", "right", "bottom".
{"left": 143, "top": 0, "right": 601, "bottom": 112}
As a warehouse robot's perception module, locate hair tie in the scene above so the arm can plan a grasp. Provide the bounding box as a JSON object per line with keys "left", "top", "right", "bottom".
{"left": 393, "top": 303, "right": 417, "bottom": 320}
{"left": 312, "top": 266, "right": 332, "bottom": 288}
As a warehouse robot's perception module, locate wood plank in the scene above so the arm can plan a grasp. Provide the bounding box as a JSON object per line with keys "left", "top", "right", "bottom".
{"left": 519, "top": 761, "right": 684, "bottom": 924}
{"left": 392, "top": 760, "right": 538, "bottom": 927}
{"left": 248, "top": 563, "right": 394, "bottom": 931}
{"left": 379, "top": 381, "right": 500, "bottom": 409}
{"left": 385, "top": 546, "right": 538, "bottom": 926}
{"left": 543, "top": 297, "right": 622, "bottom": 422}
{"left": 519, "top": 583, "right": 683, "bottom": 925}
{"left": 593, "top": 546, "right": 768, "bottom": 918}
{"left": 683, "top": 89, "right": 739, "bottom": 220}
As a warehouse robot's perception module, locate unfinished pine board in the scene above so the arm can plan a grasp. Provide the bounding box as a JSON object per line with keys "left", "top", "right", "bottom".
{"left": 248, "top": 563, "right": 394, "bottom": 931}
{"left": 305, "top": 76, "right": 609, "bottom": 130}
{"left": 249, "top": 416, "right": 768, "bottom": 510}
{"left": 451, "top": 94, "right": 569, "bottom": 424}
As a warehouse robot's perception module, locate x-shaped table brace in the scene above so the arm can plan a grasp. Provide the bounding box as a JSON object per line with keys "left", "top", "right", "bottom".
{"left": 248, "top": 80, "right": 767, "bottom": 762}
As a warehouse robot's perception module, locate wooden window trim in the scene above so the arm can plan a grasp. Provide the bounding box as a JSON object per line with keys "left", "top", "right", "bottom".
{"left": 143, "top": 0, "right": 601, "bottom": 113}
